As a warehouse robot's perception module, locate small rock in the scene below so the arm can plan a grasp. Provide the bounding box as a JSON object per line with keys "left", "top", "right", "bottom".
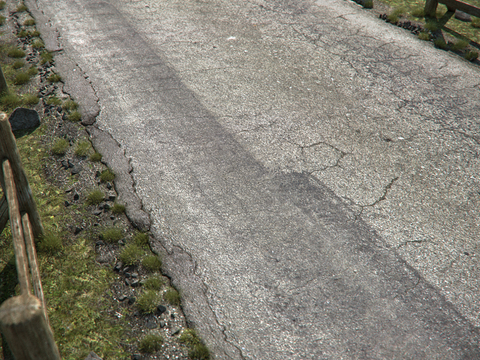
{"left": 131, "top": 354, "right": 142, "bottom": 360}
{"left": 108, "top": 195, "right": 116, "bottom": 202}
{"left": 95, "top": 170, "right": 101, "bottom": 178}
{"left": 95, "top": 240, "right": 105, "bottom": 246}
{"left": 131, "top": 272, "right": 139, "bottom": 278}
{"left": 455, "top": 10, "right": 472, "bottom": 22}
{"left": 159, "top": 321, "right": 165, "bottom": 328}
{"left": 85, "top": 352, "right": 103, "bottom": 360}
{"left": 118, "top": 294, "right": 127, "bottom": 301}
{"left": 73, "top": 192, "right": 80, "bottom": 201}
{"left": 61, "top": 159, "right": 74, "bottom": 169}
{"left": 124, "top": 272, "right": 131, "bottom": 278}
{"left": 130, "top": 279, "right": 140, "bottom": 287}
{"left": 57, "top": 106, "right": 62, "bottom": 113}
{"left": 62, "top": 113, "right": 68, "bottom": 121}
{"left": 128, "top": 297, "right": 136, "bottom": 305}
{"left": 110, "top": 215, "right": 115, "bottom": 220}
{"left": 146, "top": 321, "right": 157, "bottom": 329}
{"left": 157, "top": 305, "right": 167, "bottom": 315}
{"left": 171, "top": 313, "right": 175, "bottom": 319}
{"left": 106, "top": 182, "right": 112, "bottom": 190}
{"left": 65, "top": 188, "right": 74, "bottom": 193}
{"left": 8, "top": 108, "right": 41, "bottom": 132}
{"left": 114, "top": 261, "right": 123, "bottom": 271}
{"left": 133, "top": 310, "right": 140, "bottom": 317}
{"left": 74, "top": 227, "right": 83, "bottom": 235}
{"left": 64, "top": 201, "right": 70, "bottom": 207}
{"left": 118, "top": 239, "right": 126, "bottom": 246}
{"left": 103, "top": 203, "right": 111, "bottom": 211}
{"left": 93, "top": 223, "right": 99, "bottom": 226}
{"left": 171, "top": 328, "right": 181, "bottom": 336}
{"left": 71, "top": 165, "right": 83, "bottom": 175}
{"left": 98, "top": 204, "right": 104, "bottom": 210}
{"left": 93, "top": 209, "right": 102, "bottom": 216}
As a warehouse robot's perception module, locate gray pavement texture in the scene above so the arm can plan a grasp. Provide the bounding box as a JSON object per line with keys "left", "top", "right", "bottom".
{"left": 27, "top": 0, "right": 480, "bottom": 358}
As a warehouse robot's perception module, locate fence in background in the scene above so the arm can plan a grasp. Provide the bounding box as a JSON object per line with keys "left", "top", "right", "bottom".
{"left": 0, "top": 111, "right": 61, "bottom": 360}
{"left": 425, "top": 0, "right": 480, "bottom": 19}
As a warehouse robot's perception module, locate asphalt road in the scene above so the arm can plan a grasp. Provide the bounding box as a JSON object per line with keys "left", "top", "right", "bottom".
{"left": 28, "top": 0, "right": 480, "bottom": 358}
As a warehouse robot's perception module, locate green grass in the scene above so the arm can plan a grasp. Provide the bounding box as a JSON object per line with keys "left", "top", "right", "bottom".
{"left": 86, "top": 189, "right": 104, "bottom": 205}
{"left": 37, "top": 232, "right": 63, "bottom": 254}
{"left": 0, "top": 1, "right": 6, "bottom": 10}
{"left": 17, "top": 29, "right": 28, "bottom": 38}
{"left": 62, "top": 99, "right": 78, "bottom": 111}
{"left": 12, "top": 60, "right": 24, "bottom": 69}
{"left": 465, "top": 50, "right": 479, "bottom": 61}
{"left": 363, "top": 0, "right": 373, "bottom": 9}
{"left": 142, "top": 255, "right": 162, "bottom": 272}
{"left": 451, "top": 39, "right": 469, "bottom": 51}
{"left": 134, "top": 232, "right": 149, "bottom": 247}
{"left": 46, "top": 96, "right": 62, "bottom": 106}
{"left": 51, "top": 138, "right": 69, "bottom": 155}
{"left": 164, "top": 287, "right": 181, "bottom": 306}
{"left": 0, "top": 92, "right": 22, "bottom": 111}
{"left": 179, "top": 329, "right": 210, "bottom": 360}
{"left": 16, "top": 4, "right": 28, "bottom": 12}
{"left": 22, "top": 93, "right": 39, "bottom": 105}
{"left": 68, "top": 110, "right": 81, "bottom": 122}
{"left": 8, "top": 48, "right": 25, "bottom": 58}
{"left": 472, "top": 18, "right": 480, "bottom": 28}
{"left": 119, "top": 244, "right": 142, "bottom": 265}
{"left": 111, "top": 203, "right": 125, "bottom": 214}
{"left": 418, "top": 31, "right": 430, "bottom": 41}
{"left": 138, "top": 333, "right": 163, "bottom": 353}
{"left": 74, "top": 141, "right": 91, "bottom": 157}
{"left": 0, "top": 15, "right": 5, "bottom": 26}
{"left": 100, "top": 169, "right": 115, "bottom": 182}
{"left": 137, "top": 291, "right": 160, "bottom": 314}
{"left": 24, "top": 19, "right": 35, "bottom": 26}
{"left": 48, "top": 73, "right": 62, "bottom": 83}
{"left": 27, "top": 66, "right": 38, "bottom": 76}
{"left": 100, "top": 227, "right": 123, "bottom": 243}
{"left": 433, "top": 38, "right": 448, "bottom": 50}
{"left": 144, "top": 276, "right": 164, "bottom": 290}
{"left": 410, "top": 6, "right": 424, "bottom": 18}
{"left": 40, "top": 51, "right": 53, "bottom": 64}
{"left": 13, "top": 71, "right": 30, "bottom": 85}
{"left": 387, "top": 13, "right": 399, "bottom": 23}
{"left": 32, "top": 38, "right": 44, "bottom": 49}
{"left": 90, "top": 152, "right": 102, "bottom": 162}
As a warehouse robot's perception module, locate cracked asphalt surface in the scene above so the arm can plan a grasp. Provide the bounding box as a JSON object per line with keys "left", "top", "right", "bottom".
{"left": 26, "top": 0, "right": 480, "bottom": 358}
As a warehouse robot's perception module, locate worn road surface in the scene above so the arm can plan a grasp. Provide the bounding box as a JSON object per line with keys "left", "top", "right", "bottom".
{"left": 28, "top": 0, "right": 480, "bottom": 358}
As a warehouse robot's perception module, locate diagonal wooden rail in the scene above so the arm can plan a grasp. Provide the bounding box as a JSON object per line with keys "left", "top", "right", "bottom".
{"left": 425, "top": 0, "right": 480, "bottom": 18}
{"left": 0, "top": 111, "right": 61, "bottom": 360}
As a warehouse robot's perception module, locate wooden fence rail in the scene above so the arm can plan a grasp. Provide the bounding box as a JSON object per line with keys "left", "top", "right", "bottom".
{"left": 425, "top": 0, "right": 480, "bottom": 18}
{"left": 0, "top": 111, "right": 61, "bottom": 360}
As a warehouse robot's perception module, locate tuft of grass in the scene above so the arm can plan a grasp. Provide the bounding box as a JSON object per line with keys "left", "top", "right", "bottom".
{"left": 0, "top": 1, "right": 5, "bottom": 10}
{"left": 119, "top": 243, "right": 142, "bottom": 265}
{"left": 425, "top": 21, "right": 439, "bottom": 32}
{"left": 137, "top": 290, "right": 160, "bottom": 314}
{"left": 451, "top": 40, "right": 468, "bottom": 51}
{"left": 32, "top": 39, "right": 44, "bottom": 49}
{"left": 27, "top": 66, "right": 38, "bottom": 76}
{"left": 465, "top": 50, "right": 479, "bottom": 61}
{"left": 387, "top": 14, "right": 399, "bottom": 23}
{"left": 100, "top": 169, "right": 115, "bottom": 183}
{"left": 0, "top": 93, "right": 22, "bottom": 110}
{"left": 134, "top": 232, "right": 149, "bottom": 247}
{"left": 90, "top": 151, "right": 102, "bottom": 162}
{"left": 23, "top": 19, "right": 35, "bottom": 26}
{"left": 62, "top": 99, "right": 78, "bottom": 111}
{"left": 111, "top": 203, "right": 125, "bottom": 214}
{"left": 418, "top": 32, "right": 430, "bottom": 41}
{"left": 472, "top": 18, "right": 480, "bottom": 28}
{"left": 0, "top": 15, "right": 5, "bottom": 26}
{"left": 99, "top": 227, "right": 123, "bottom": 243}
{"left": 48, "top": 73, "right": 61, "bottom": 83}
{"left": 14, "top": 72, "right": 30, "bottom": 85}
{"left": 16, "top": 3, "right": 28, "bottom": 12}
{"left": 180, "top": 330, "right": 210, "bottom": 360}
{"left": 411, "top": 7, "right": 424, "bottom": 18}
{"left": 164, "top": 287, "right": 181, "bottom": 306}
{"left": 138, "top": 333, "right": 163, "bottom": 353}
{"left": 17, "top": 29, "right": 28, "bottom": 38}
{"left": 22, "top": 93, "right": 39, "bottom": 105}
{"left": 142, "top": 255, "right": 162, "bottom": 272}
{"left": 363, "top": 0, "right": 373, "bottom": 9}
{"left": 74, "top": 141, "right": 91, "bottom": 157}
{"left": 40, "top": 51, "right": 53, "bottom": 64}
{"left": 68, "top": 110, "right": 81, "bottom": 122}
{"left": 433, "top": 38, "right": 448, "bottom": 50}
{"left": 86, "top": 189, "right": 104, "bottom": 206}
{"left": 46, "top": 96, "right": 62, "bottom": 106}
{"left": 12, "top": 60, "right": 24, "bottom": 69}
{"left": 30, "top": 30, "right": 40, "bottom": 37}
{"left": 37, "top": 232, "right": 62, "bottom": 254}
{"left": 8, "top": 48, "right": 25, "bottom": 58}
{"left": 144, "top": 276, "right": 164, "bottom": 291}
{"left": 51, "top": 138, "right": 69, "bottom": 155}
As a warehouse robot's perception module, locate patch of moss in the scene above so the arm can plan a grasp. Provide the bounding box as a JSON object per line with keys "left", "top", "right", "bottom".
{"left": 13, "top": 71, "right": 30, "bottom": 85}
{"left": 23, "top": 19, "right": 35, "bottom": 26}
{"left": 12, "top": 60, "right": 24, "bottom": 69}
{"left": 40, "top": 51, "right": 53, "bottom": 64}
{"left": 62, "top": 99, "right": 78, "bottom": 111}
{"left": 16, "top": 4, "right": 28, "bottom": 12}
{"left": 0, "top": 92, "right": 22, "bottom": 111}
{"left": 46, "top": 96, "right": 62, "bottom": 106}
{"left": 37, "top": 232, "right": 62, "bottom": 254}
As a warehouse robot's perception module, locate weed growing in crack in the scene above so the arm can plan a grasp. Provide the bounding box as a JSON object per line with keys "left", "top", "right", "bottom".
{"left": 138, "top": 333, "right": 163, "bottom": 352}
{"left": 12, "top": 60, "right": 24, "bottom": 69}
{"left": 180, "top": 329, "right": 211, "bottom": 360}
{"left": 451, "top": 40, "right": 468, "bottom": 51}
{"left": 47, "top": 73, "right": 61, "bottom": 83}
{"left": 465, "top": 50, "right": 479, "bottom": 61}
{"left": 425, "top": 21, "right": 439, "bottom": 32}
{"left": 23, "top": 18, "right": 35, "bottom": 26}
{"left": 8, "top": 48, "right": 25, "bottom": 58}
{"left": 31, "top": 39, "right": 44, "bottom": 49}
{"left": 86, "top": 189, "right": 104, "bottom": 205}
{"left": 22, "top": 93, "right": 39, "bottom": 105}
{"left": 90, "top": 151, "right": 102, "bottom": 162}
{"left": 74, "top": 141, "right": 91, "bottom": 157}
{"left": 51, "top": 138, "right": 69, "bottom": 155}
{"left": 418, "top": 32, "right": 430, "bottom": 41}
{"left": 119, "top": 243, "right": 142, "bottom": 265}
{"left": 144, "top": 276, "right": 164, "bottom": 290}
{"left": 134, "top": 232, "right": 149, "bottom": 247}
{"left": 68, "top": 110, "right": 81, "bottom": 122}
{"left": 433, "top": 38, "right": 448, "bottom": 50}
{"left": 27, "top": 66, "right": 38, "bottom": 76}
{"left": 62, "top": 99, "right": 78, "bottom": 111}
{"left": 142, "top": 255, "right": 162, "bottom": 272}
{"left": 40, "top": 51, "right": 53, "bottom": 65}
{"left": 164, "top": 287, "right": 181, "bottom": 306}
{"left": 16, "top": 3, "right": 27, "bottom": 12}
{"left": 46, "top": 96, "right": 61, "bottom": 106}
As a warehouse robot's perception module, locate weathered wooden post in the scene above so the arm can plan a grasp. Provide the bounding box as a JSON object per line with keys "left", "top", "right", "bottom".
{"left": 425, "top": 0, "right": 439, "bottom": 17}
{"left": 0, "top": 66, "right": 7, "bottom": 95}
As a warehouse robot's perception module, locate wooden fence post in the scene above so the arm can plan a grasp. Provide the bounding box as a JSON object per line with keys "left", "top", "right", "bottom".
{"left": 0, "top": 112, "right": 44, "bottom": 238}
{"left": 0, "top": 66, "right": 7, "bottom": 96}
{"left": 425, "top": 0, "right": 439, "bottom": 17}
{"left": 0, "top": 294, "right": 61, "bottom": 360}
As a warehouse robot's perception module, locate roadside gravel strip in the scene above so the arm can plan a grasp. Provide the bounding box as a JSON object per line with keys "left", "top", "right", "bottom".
{"left": 26, "top": 0, "right": 480, "bottom": 358}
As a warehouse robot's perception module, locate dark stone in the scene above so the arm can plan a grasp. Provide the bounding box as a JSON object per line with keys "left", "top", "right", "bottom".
{"left": 110, "top": 215, "right": 115, "bottom": 220}
{"left": 157, "top": 305, "right": 167, "bottom": 315}
{"left": 95, "top": 170, "right": 101, "bottom": 178}
{"left": 171, "top": 313, "right": 175, "bottom": 319}
{"left": 118, "top": 294, "right": 127, "bottom": 301}
{"left": 131, "top": 354, "right": 142, "bottom": 360}
{"left": 93, "top": 209, "right": 102, "bottom": 216}
{"left": 106, "top": 182, "right": 112, "bottom": 190}
{"left": 61, "top": 159, "right": 74, "bottom": 169}
{"left": 62, "top": 113, "right": 68, "bottom": 121}
{"left": 65, "top": 201, "right": 70, "bottom": 207}
{"left": 124, "top": 272, "right": 131, "bottom": 278}
{"left": 171, "top": 328, "right": 181, "bottom": 336}
{"left": 71, "top": 165, "right": 83, "bottom": 175}
{"left": 114, "top": 261, "right": 123, "bottom": 271}
{"left": 73, "top": 192, "right": 80, "bottom": 201}
{"left": 74, "top": 227, "right": 83, "bottom": 235}
{"left": 455, "top": 10, "right": 472, "bottom": 22}
{"left": 146, "top": 321, "right": 157, "bottom": 329}
{"left": 8, "top": 108, "right": 41, "bottom": 132}
{"left": 103, "top": 203, "right": 111, "bottom": 211}
{"left": 128, "top": 297, "right": 136, "bottom": 305}
{"left": 125, "top": 278, "right": 131, "bottom": 286}
{"left": 57, "top": 106, "right": 62, "bottom": 113}
{"left": 130, "top": 279, "right": 140, "bottom": 287}
{"left": 131, "top": 272, "right": 138, "bottom": 278}
{"left": 118, "top": 239, "right": 126, "bottom": 245}
{"left": 108, "top": 195, "right": 116, "bottom": 202}
{"left": 159, "top": 321, "right": 165, "bottom": 328}
{"left": 95, "top": 240, "right": 104, "bottom": 246}
{"left": 85, "top": 352, "right": 103, "bottom": 360}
